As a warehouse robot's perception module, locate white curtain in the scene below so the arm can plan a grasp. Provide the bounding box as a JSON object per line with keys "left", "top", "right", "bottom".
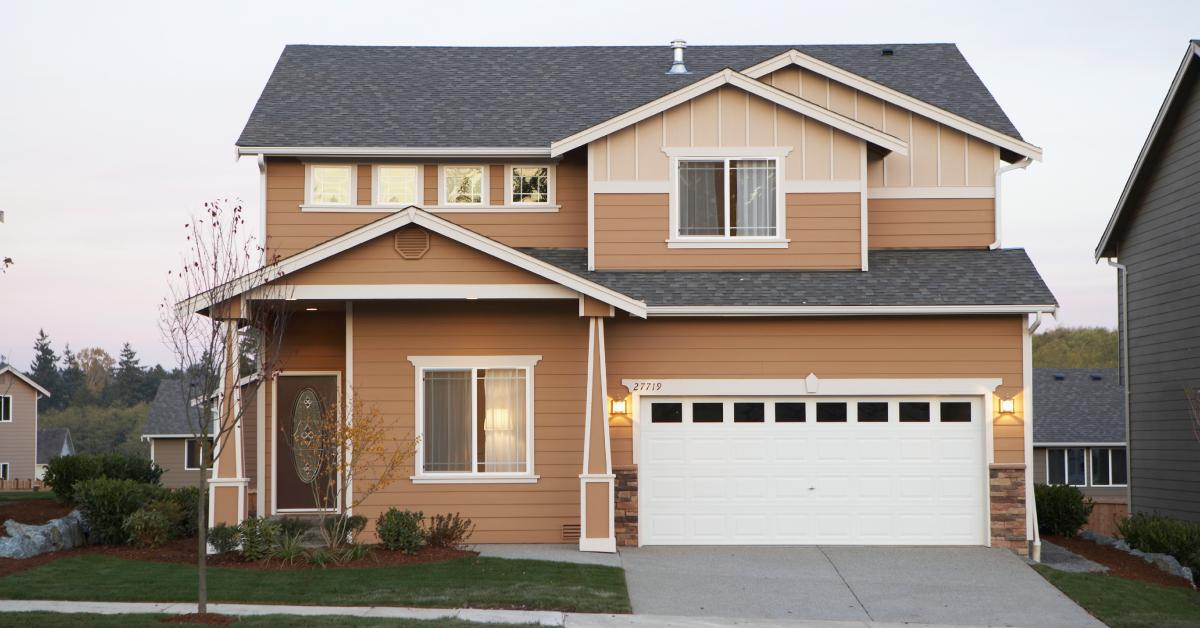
{"left": 678, "top": 161, "right": 724, "bottom": 236}
{"left": 423, "top": 370, "right": 471, "bottom": 472}
{"left": 732, "top": 160, "right": 776, "bottom": 236}
{"left": 481, "top": 368, "right": 527, "bottom": 473}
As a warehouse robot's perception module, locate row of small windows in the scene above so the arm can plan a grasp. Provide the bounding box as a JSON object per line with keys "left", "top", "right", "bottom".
{"left": 306, "top": 164, "right": 552, "bottom": 207}
{"left": 650, "top": 400, "right": 974, "bottom": 424}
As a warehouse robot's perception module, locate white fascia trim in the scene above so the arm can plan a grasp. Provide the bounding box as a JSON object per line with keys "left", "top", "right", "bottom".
{"left": 551, "top": 69, "right": 907, "bottom": 157}
{"left": 299, "top": 204, "right": 561, "bottom": 213}
{"left": 408, "top": 355, "right": 542, "bottom": 369}
{"left": 410, "top": 475, "right": 540, "bottom": 484}
{"left": 592, "top": 181, "right": 671, "bottom": 194}
{"left": 1034, "top": 442, "right": 1128, "bottom": 447}
{"left": 666, "top": 239, "right": 789, "bottom": 249}
{"left": 741, "top": 49, "right": 1043, "bottom": 162}
{"left": 1096, "top": 42, "right": 1200, "bottom": 259}
{"left": 622, "top": 377, "right": 1003, "bottom": 397}
{"left": 0, "top": 366, "right": 51, "bottom": 397}
{"left": 255, "top": 284, "right": 577, "bottom": 301}
{"left": 179, "top": 206, "right": 647, "bottom": 318}
{"left": 238, "top": 146, "right": 551, "bottom": 158}
{"left": 783, "top": 180, "right": 862, "bottom": 194}
{"left": 646, "top": 304, "right": 1059, "bottom": 316}
{"left": 868, "top": 186, "right": 995, "bottom": 199}
{"left": 142, "top": 433, "right": 207, "bottom": 439}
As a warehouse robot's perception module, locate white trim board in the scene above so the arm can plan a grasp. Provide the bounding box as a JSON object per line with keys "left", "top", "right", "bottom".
{"left": 646, "top": 304, "right": 1058, "bottom": 316}
{"left": 239, "top": 146, "right": 552, "bottom": 158}
{"left": 740, "top": 49, "right": 1043, "bottom": 162}
{"left": 550, "top": 68, "right": 908, "bottom": 157}
{"left": 621, "top": 377, "right": 1003, "bottom": 398}
{"left": 258, "top": 284, "right": 578, "bottom": 301}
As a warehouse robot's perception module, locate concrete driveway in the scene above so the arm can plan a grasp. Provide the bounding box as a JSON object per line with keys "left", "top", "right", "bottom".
{"left": 619, "top": 546, "right": 1102, "bottom": 627}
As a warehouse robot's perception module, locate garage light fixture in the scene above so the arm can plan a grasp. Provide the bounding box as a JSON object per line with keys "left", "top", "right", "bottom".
{"left": 610, "top": 398, "right": 628, "bottom": 415}
{"left": 998, "top": 397, "right": 1016, "bottom": 414}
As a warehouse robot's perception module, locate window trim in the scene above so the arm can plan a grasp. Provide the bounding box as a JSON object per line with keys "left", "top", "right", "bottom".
{"left": 438, "top": 164, "right": 489, "bottom": 207}
{"left": 0, "top": 462, "right": 7, "bottom": 480}
{"left": 304, "top": 163, "right": 358, "bottom": 207}
{"left": 184, "top": 437, "right": 213, "bottom": 471}
{"left": 506, "top": 164, "right": 556, "bottom": 206}
{"left": 1046, "top": 447, "right": 1088, "bottom": 487}
{"left": 666, "top": 147, "right": 789, "bottom": 248}
{"left": 409, "top": 355, "right": 541, "bottom": 483}
{"left": 0, "top": 395, "right": 11, "bottom": 422}
{"left": 1089, "top": 446, "right": 1129, "bottom": 487}
{"left": 372, "top": 164, "right": 424, "bottom": 207}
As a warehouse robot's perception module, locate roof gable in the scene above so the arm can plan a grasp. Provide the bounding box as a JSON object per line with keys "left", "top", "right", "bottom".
{"left": 0, "top": 365, "right": 51, "bottom": 397}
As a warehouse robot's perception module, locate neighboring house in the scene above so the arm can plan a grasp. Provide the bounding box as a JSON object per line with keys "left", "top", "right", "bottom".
{"left": 35, "top": 427, "right": 76, "bottom": 480}
{"left": 0, "top": 364, "right": 51, "bottom": 482}
{"left": 190, "top": 42, "right": 1055, "bottom": 555}
{"left": 142, "top": 378, "right": 257, "bottom": 495}
{"left": 1096, "top": 40, "right": 1200, "bottom": 522}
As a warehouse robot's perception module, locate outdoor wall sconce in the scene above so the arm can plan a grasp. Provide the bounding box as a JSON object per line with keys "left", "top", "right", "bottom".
{"left": 610, "top": 398, "right": 628, "bottom": 415}
{"left": 998, "top": 397, "right": 1016, "bottom": 414}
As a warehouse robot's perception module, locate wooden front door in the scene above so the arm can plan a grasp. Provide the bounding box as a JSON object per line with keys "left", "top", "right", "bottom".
{"left": 276, "top": 374, "right": 338, "bottom": 511}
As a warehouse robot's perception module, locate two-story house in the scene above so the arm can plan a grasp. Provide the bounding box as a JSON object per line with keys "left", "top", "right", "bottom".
{"left": 0, "top": 364, "right": 51, "bottom": 484}
{"left": 190, "top": 42, "right": 1055, "bottom": 555}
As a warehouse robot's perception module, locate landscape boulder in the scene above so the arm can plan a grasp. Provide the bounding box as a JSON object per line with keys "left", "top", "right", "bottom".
{"left": 0, "top": 510, "right": 88, "bottom": 559}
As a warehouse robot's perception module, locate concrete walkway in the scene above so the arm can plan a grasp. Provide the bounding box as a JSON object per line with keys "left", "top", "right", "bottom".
{"left": 1038, "top": 541, "right": 1108, "bottom": 573}
{"left": 0, "top": 600, "right": 1007, "bottom": 627}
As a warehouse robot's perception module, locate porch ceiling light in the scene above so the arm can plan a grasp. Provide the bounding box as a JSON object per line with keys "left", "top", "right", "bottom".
{"left": 998, "top": 397, "right": 1016, "bottom": 414}
{"left": 305, "top": 307, "right": 318, "bottom": 312}
{"left": 610, "top": 398, "right": 628, "bottom": 415}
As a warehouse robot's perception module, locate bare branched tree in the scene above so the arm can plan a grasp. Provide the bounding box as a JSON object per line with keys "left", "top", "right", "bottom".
{"left": 160, "top": 199, "right": 291, "bottom": 614}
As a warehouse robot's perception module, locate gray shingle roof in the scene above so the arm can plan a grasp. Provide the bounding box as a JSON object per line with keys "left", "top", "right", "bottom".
{"left": 519, "top": 248, "right": 1056, "bottom": 307}
{"left": 142, "top": 379, "right": 203, "bottom": 437}
{"left": 1033, "top": 368, "right": 1126, "bottom": 444}
{"left": 237, "top": 43, "right": 1022, "bottom": 148}
{"left": 36, "top": 428, "right": 74, "bottom": 465}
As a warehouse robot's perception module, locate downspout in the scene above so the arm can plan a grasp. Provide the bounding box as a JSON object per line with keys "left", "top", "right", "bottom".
{"left": 1109, "top": 258, "right": 1132, "bottom": 512}
{"left": 1027, "top": 311, "right": 1043, "bottom": 562}
{"left": 991, "top": 157, "right": 1033, "bottom": 249}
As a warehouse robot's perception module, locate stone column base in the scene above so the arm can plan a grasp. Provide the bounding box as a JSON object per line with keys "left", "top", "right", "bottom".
{"left": 990, "top": 464, "right": 1028, "bottom": 556}
{"left": 614, "top": 466, "right": 638, "bottom": 547}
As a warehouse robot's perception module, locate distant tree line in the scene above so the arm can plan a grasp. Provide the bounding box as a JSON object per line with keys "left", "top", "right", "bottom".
{"left": 1032, "top": 326, "right": 1118, "bottom": 369}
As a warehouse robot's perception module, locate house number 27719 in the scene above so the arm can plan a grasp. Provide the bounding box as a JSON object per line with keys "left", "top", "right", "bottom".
{"left": 629, "top": 381, "right": 663, "bottom": 392}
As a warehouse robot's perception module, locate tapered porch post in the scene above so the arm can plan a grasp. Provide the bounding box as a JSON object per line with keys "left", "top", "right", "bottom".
{"left": 209, "top": 305, "right": 248, "bottom": 528}
{"left": 580, "top": 296, "right": 616, "bottom": 552}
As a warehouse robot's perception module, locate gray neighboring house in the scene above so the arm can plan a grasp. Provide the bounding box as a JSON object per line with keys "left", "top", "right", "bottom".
{"left": 1032, "top": 368, "right": 1127, "bottom": 500}
{"left": 35, "top": 427, "right": 76, "bottom": 480}
{"left": 1096, "top": 40, "right": 1200, "bottom": 522}
{"left": 141, "top": 379, "right": 210, "bottom": 489}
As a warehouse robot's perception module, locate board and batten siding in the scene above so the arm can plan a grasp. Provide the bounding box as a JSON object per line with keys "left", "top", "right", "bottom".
{"left": 350, "top": 300, "right": 589, "bottom": 544}
{"left": 0, "top": 371, "right": 39, "bottom": 480}
{"left": 264, "top": 150, "right": 587, "bottom": 260}
{"left": 1115, "top": 73, "right": 1200, "bottom": 521}
{"left": 593, "top": 192, "right": 861, "bottom": 270}
{"left": 603, "top": 315, "right": 1028, "bottom": 468}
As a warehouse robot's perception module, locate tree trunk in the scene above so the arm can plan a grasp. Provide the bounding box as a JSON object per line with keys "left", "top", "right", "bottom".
{"left": 197, "top": 449, "right": 208, "bottom": 614}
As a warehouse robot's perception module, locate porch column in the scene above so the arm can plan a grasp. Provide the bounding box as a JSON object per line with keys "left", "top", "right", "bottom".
{"left": 210, "top": 304, "right": 248, "bottom": 528}
{"left": 579, "top": 299, "right": 616, "bottom": 552}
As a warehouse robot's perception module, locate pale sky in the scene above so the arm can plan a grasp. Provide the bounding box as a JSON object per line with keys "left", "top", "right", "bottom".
{"left": 1, "top": 0, "right": 1196, "bottom": 368}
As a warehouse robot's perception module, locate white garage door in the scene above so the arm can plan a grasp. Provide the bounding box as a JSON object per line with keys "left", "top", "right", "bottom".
{"left": 638, "top": 396, "right": 987, "bottom": 545}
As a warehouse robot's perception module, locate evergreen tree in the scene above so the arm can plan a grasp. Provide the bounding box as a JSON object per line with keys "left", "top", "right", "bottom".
{"left": 28, "top": 329, "right": 59, "bottom": 411}
{"left": 57, "top": 344, "right": 84, "bottom": 410}
{"left": 114, "top": 342, "right": 145, "bottom": 405}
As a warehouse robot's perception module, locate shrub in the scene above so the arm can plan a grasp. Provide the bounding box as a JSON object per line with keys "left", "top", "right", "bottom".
{"left": 424, "top": 512, "right": 475, "bottom": 549}
{"left": 376, "top": 508, "right": 424, "bottom": 553}
{"left": 74, "top": 478, "right": 165, "bottom": 544}
{"left": 306, "top": 547, "right": 337, "bottom": 568}
{"left": 275, "top": 516, "right": 313, "bottom": 540}
{"left": 272, "top": 532, "right": 306, "bottom": 565}
{"left": 1035, "top": 484, "right": 1094, "bottom": 537}
{"left": 237, "top": 516, "right": 280, "bottom": 562}
{"left": 165, "top": 486, "right": 201, "bottom": 538}
{"left": 43, "top": 454, "right": 163, "bottom": 504}
{"left": 208, "top": 523, "right": 239, "bottom": 554}
{"left": 124, "top": 507, "right": 172, "bottom": 549}
{"left": 322, "top": 514, "right": 367, "bottom": 545}
{"left": 1118, "top": 513, "right": 1200, "bottom": 578}
{"left": 341, "top": 543, "right": 371, "bottom": 563}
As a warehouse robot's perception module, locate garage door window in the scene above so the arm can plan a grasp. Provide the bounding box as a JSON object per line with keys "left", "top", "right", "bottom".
{"left": 940, "top": 402, "right": 972, "bottom": 422}
{"left": 857, "top": 402, "right": 888, "bottom": 423}
{"left": 693, "top": 403, "right": 724, "bottom": 423}
{"left": 899, "top": 402, "right": 931, "bottom": 422}
{"left": 734, "top": 402, "right": 765, "bottom": 423}
{"left": 775, "top": 402, "right": 806, "bottom": 422}
{"left": 816, "top": 402, "right": 847, "bottom": 422}
{"left": 651, "top": 403, "right": 683, "bottom": 423}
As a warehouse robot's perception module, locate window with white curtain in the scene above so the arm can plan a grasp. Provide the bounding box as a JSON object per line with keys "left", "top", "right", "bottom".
{"left": 677, "top": 158, "right": 777, "bottom": 238}
{"left": 376, "top": 165, "right": 420, "bottom": 206}
{"left": 420, "top": 366, "right": 531, "bottom": 476}
{"left": 308, "top": 164, "right": 354, "bottom": 205}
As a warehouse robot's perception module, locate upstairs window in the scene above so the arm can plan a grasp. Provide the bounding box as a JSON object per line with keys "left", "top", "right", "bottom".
{"left": 184, "top": 438, "right": 214, "bottom": 471}
{"left": 308, "top": 164, "right": 355, "bottom": 206}
{"left": 441, "top": 166, "right": 486, "bottom": 206}
{"left": 0, "top": 395, "right": 10, "bottom": 422}
{"left": 677, "top": 158, "right": 778, "bottom": 239}
{"left": 510, "top": 166, "right": 551, "bottom": 205}
{"left": 375, "top": 165, "right": 420, "bottom": 206}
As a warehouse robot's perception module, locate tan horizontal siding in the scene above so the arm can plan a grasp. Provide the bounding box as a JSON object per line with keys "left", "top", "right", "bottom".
{"left": 593, "top": 192, "right": 861, "bottom": 270}
{"left": 605, "top": 315, "right": 1027, "bottom": 467}
{"left": 868, "top": 198, "right": 996, "bottom": 249}
{"left": 153, "top": 438, "right": 202, "bottom": 490}
{"left": 0, "top": 372, "right": 39, "bottom": 480}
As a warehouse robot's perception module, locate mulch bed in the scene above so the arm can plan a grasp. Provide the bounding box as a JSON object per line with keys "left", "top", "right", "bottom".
{"left": 0, "top": 499, "right": 74, "bottom": 533}
{"left": 1045, "top": 534, "right": 1194, "bottom": 589}
{"left": 162, "top": 613, "right": 236, "bottom": 625}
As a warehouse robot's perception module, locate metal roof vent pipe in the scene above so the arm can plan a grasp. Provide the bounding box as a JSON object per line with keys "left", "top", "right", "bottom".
{"left": 667, "top": 39, "right": 689, "bottom": 74}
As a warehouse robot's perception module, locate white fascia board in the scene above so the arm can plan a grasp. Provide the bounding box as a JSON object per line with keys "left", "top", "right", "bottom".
{"left": 741, "top": 49, "right": 1043, "bottom": 162}
{"left": 622, "top": 377, "right": 1003, "bottom": 397}
{"left": 0, "top": 366, "right": 51, "bottom": 397}
{"left": 550, "top": 69, "right": 908, "bottom": 157}
{"left": 237, "top": 146, "right": 552, "bottom": 158}
{"left": 263, "top": 284, "right": 577, "bottom": 300}
{"left": 1096, "top": 42, "right": 1200, "bottom": 260}
{"left": 1033, "top": 442, "right": 1128, "bottom": 447}
{"left": 646, "top": 304, "right": 1059, "bottom": 316}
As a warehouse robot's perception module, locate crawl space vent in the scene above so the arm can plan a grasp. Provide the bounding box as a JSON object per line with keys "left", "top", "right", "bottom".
{"left": 561, "top": 523, "right": 581, "bottom": 542}
{"left": 394, "top": 228, "right": 430, "bottom": 259}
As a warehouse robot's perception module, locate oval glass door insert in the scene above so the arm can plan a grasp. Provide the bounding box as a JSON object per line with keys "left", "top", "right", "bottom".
{"left": 292, "top": 387, "right": 324, "bottom": 484}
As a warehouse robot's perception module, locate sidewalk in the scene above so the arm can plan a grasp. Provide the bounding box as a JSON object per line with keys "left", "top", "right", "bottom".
{"left": 0, "top": 599, "right": 1005, "bottom": 627}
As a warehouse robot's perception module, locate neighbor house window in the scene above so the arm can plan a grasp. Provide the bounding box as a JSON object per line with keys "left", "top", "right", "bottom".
{"left": 0, "top": 395, "right": 10, "bottom": 422}
{"left": 441, "top": 166, "right": 486, "bottom": 205}
{"left": 677, "top": 158, "right": 778, "bottom": 238}
{"left": 308, "top": 164, "right": 355, "bottom": 205}
{"left": 184, "top": 438, "right": 214, "bottom": 471}
{"left": 375, "top": 165, "right": 420, "bottom": 206}
{"left": 510, "top": 166, "right": 551, "bottom": 204}
{"left": 1047, "top": 447, "right": 1087, "bottom": 486}
{"left": 0, "top": 463, "right": 8, "bottom": 480}
{"left": 1091, "top": 447, "right": 1128, "bottom": 486}
{"left": 415, "top": 358, "right": 537, "bottom": 478}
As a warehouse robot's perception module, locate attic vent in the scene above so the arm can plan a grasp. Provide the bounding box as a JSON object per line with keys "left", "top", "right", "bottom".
{"left": 881, "top": 47, "right": 895, "bottom": 57}
{"left": 1054, "top": 373, "right": 1066, "bottom": 381}
{"left": 561, "top": 523, "right": 581, "bottom": 542}
{"left": 394, "top": 227, "right": 430, "bottom": 259}
{"left": 1090, "top": 373, "right": 1104, "bottom": 381}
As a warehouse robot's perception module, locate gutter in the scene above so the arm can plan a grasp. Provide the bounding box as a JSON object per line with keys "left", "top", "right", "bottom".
{"left": 1108, "top": 258, "right": 1132, "bottom": 512}
{"left": 991, "top": 157, "right": 1034, "bottom": 249}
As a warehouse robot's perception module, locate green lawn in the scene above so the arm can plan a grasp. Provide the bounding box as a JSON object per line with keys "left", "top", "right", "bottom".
{"left": 0, "top": 555, "right": 630, "bottom": 614}
{"left": 0, "top": 491, "right": 54, "bottom": 503}
{"left": 1035, "top": 565, "right": 1200, "bottom": 628}
{"left": 0, "top": 612, "right": 533, "bottom": 627}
